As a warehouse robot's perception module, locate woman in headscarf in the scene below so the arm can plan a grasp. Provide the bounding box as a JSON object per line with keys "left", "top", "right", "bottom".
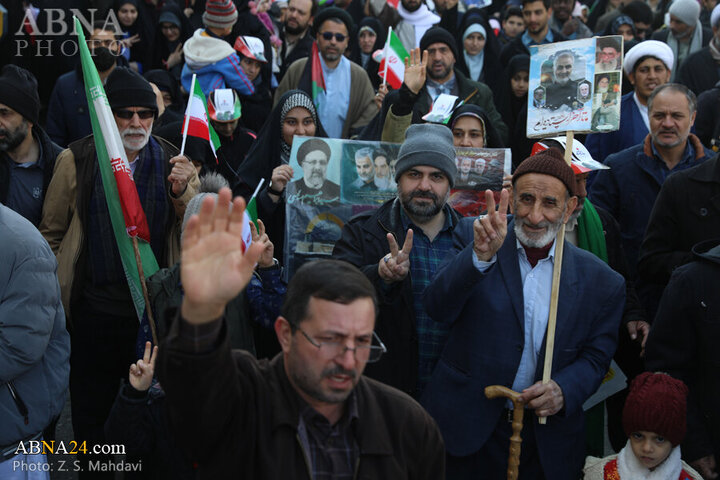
{"left": 233, "top": 90, "right": 327, "bottom": 264}
{"left": 114, "top": 0, "right": 152, "bottom": 73}
{"left": 350, "top": 17, "right": 386, "bottom": 91}
{"left": 147, "top": 3, "right": 193, "bottom": 81}
{"left": 447, "top": 104, "right": 503, "bottom": 149}
{"left": 496, "top": 54, "right": 529, "bottom": 151}
{"left": 455, "top": 10, "right": 502, "bottom": 99}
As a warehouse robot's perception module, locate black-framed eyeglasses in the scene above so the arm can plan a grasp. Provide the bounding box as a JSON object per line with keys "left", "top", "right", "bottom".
{"left": 320, "top": 32, "right": 347, "bottom": 42}
{"left": 114, "top": 109, "right": 155, "bottom": 120}
{"left": 299, "top": 328, "right": 387, "bottom": 363}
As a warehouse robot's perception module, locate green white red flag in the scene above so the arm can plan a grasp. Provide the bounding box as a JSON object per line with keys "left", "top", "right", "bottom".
{"left": 241, "top": 179, "right": 264, "bottom": 252}
{"left": 75, "top": 17, "right": 159, "bottom": 321}
{"left": 181, "top": 74, "right": 221, "bottom": 161}
{"left": 311, "top": 42, "right": 325, "bottom": 108}
{"left": 378, "top": 27, "right": 408, "bottom": 89}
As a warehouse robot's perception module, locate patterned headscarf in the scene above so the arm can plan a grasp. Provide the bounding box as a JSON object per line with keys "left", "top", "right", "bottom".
{"left": 279, "top": 91, "right": 318, "bottom": 158}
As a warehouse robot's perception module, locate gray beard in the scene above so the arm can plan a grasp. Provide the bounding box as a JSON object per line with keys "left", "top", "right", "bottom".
{"left": 514, "top": 215, "right": 564, "bottom": 248}
{"left": 0, "top": 120, "right": 29, "bottom": 152}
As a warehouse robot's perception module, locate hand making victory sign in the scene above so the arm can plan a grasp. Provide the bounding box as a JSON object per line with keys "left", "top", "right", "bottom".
{"left": 378, "top": 229, "right": 414, "bottom": 283}
{"left": 473, "top": 189, "right": 509, "bottom": 262}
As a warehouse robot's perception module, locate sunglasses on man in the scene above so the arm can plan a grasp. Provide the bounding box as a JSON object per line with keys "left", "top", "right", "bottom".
{"left": 113, "top": 109, "right": 156, "bottom": 120}
{"left": 320, "top": 32, "right": 347, "bottom": 42}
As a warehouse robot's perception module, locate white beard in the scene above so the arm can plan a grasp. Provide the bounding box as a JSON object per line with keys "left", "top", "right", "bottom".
{"left": 121, "top": 127, "right": 150, "bottom": 152}
{"left": 514, "top": 216, "right": 563, "bottom": 248}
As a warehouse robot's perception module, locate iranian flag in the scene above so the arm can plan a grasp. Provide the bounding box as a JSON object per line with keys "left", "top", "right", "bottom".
{"left": 240, "top": 180, "right": 264, "bottom": 253}
{"left": 181, "top": 74, "right": 221, "bottom": 161}
{"left": 74, "top": 17, "right": 159, "bottom": 321}
{"left": 378, "top": 27, "right": 408, "bottom": 89}
{"left": 311, "top": 42, "right": 325, "bottom": 108}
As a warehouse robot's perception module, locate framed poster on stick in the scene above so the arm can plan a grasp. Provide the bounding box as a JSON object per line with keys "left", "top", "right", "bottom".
{"left": 526, "top": 35, "right": 623, "bottom": 425}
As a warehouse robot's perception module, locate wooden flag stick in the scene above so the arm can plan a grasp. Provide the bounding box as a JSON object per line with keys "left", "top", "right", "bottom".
{"left": 132, "top": 236, "right": 158, "bottom": 346}
{"left": 538, "top": 130, "right": 574, "bottom": 425}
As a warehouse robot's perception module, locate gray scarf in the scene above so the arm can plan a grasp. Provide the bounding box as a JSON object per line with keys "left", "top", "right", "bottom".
{"left": 667, "top": 20, "right": 703, "bottom": 81}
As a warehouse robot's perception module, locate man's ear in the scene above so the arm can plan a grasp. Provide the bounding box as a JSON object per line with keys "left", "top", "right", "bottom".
{"left": 274, "top": 316, "right": 293, "bottom": 353}
{"left": 564, "top": 195, "right": 578, "bottom": 223}
{"left": 627, "top": 71, "right": 636, "bottom": 86}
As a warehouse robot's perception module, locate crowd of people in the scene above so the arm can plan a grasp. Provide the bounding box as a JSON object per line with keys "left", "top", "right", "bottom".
{"left": 2, "top": 0, "right": 720, "bottom": 478}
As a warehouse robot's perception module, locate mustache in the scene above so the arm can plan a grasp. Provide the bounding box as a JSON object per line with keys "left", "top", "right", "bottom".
{"left": 322, "top": 365, "right": 357, "bottom": 379}
{"left": 518, "top": 217, "right": 551, "bottom": 230}
{"left": 409, "top": 190, "right": 438, "bottom": 201}
{"left": 122, "top": 127, "right": 148, "bottom": 136}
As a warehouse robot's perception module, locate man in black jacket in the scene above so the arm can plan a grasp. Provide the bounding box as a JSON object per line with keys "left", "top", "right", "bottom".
{"left": 278, "top": 0, "right": 316, "bottom": 81}
{"left": 645, "top": 238, "right": 720, "bottom": 480}
{"left": 156, "top": 190, "right": 445, "bottom": 478}
{"left": 333, "top": 123, "right": 460, "bottom": 399}
{"left": 0, "top": 65, "right": 62, "bottom": 227}
{"left": 677, "top": 6, "right": 720, "bottom": 96}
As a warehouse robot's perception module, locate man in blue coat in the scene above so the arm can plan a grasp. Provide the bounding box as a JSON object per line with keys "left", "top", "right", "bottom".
{"left": 590, "top": 83, "right": 713, "bottom": 280}
{"left": 422, "top": 149, "right": 625, "bottom": 479}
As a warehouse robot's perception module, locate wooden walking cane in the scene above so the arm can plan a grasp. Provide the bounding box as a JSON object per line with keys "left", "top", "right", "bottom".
{"left": 485, "top": 386, "right": 525, "bottom": 480}
{"left": 538, "top": 131, "right": 574, "bottom": 425}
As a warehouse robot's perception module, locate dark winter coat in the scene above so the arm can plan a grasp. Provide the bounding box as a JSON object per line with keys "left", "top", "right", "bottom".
{"left": 677, "top": 46, "right": 719, "bottom": 97}
{"left": 637, "top": 154, "right": 720, "bottom": 318}
{"left": 645, "top": 238, "right": 720, "bottom": 463}
{"left": 156, "top": 315, "right": 446, "bottom": 478}
{"left": 332, "top": 199, "right": 460, "bottom": 397}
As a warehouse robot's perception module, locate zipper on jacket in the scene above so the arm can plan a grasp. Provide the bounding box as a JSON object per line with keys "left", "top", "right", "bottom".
{"left": 7, "top": 382, "right": 29, "bottom": 425}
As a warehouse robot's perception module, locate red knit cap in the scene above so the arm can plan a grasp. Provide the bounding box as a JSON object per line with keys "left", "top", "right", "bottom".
{"left": 622, "top": 372, "right": 688, "bottom": 446}
{"left": 203, "top": 0, "right": 238, "bottom": 29}
{"left": 512, "top": 147, "right": 576, "bottom": 197}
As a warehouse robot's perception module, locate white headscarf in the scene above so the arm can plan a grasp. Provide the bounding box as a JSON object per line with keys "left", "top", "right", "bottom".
{"left": 463, "top": 23, "right": 486, "bottom": 82}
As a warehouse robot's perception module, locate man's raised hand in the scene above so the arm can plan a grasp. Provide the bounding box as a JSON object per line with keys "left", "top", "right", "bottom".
{"left": 403, "top": 48, "right": 428, "bottom": 95}
{"left": 129, "top": 341, "right": 158, "bottom": 392}
{"left": 181, "top": 188, "right": 265, "bottom": 324}
{"left": 378, "top": 229, "right": 413, "bottom": 283}
{"left": 473, "top": 189, "right": 509, "bottom": 262}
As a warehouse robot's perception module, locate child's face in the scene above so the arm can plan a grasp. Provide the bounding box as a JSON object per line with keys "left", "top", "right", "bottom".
{"left": 630, "top": 431, "right": 673, "bottom": 470}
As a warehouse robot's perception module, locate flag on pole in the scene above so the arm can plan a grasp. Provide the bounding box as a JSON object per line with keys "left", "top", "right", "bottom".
{"left": 311, "top": 42, "right": 325, "bottom": 108}
{"left": 378, "top": 28, "right": 408, "bottom": 89}
{"left": 181, "top": 75, "right": 221, "bottom": 160}
{"left": 74, "top": 16, "right": 159, "bottom": 321}
{"left": 241, "top": 179, "right": 264, "bottom": 253}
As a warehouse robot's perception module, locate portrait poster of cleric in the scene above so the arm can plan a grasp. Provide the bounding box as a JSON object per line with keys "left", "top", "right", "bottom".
{"left": 526, "top": 36, "right": 624, "bottom": 137}
{"left": 449, "top": 147, "right": 511, "bottom": 217}
{"left": 284, "top": 137, "right": 399, "bottom": 281}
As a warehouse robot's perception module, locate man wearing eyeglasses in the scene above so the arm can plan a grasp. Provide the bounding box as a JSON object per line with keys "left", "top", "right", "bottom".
{"left": 39, "top": 67, "right": 199, "bottom": 476}
{"left": 156, "top": 191, "right": 445, "bottom": 478}
{"left": 275, "top": 7, "right": 378, "bottom": 139}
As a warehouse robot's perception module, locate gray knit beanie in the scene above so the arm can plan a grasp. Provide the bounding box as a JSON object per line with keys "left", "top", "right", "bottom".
{"left": 668, "top": 0, "right": 700, "bottom": 26}
{"left": 395, "top": 124, "right": 457, "bottom": 187}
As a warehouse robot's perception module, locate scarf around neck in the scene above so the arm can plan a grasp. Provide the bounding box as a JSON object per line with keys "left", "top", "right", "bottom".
{"left": 667, "top": 21, "right": 703, "bottom": 80}
{"left": 576, "top": 199, "right": 608, "bottom": 263}
{"left": 616, "top": 440, "right": 682, "bottom": 479}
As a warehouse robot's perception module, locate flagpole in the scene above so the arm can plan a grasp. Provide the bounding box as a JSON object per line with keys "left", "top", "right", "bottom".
{"left": 382, "top": 27, "right": 391, "bottom": 87}
{"left": 251, "top": 178, "right": 265, "bottom": 200}
{"left": 131, "top": 236, "right": 159, "bottom": 346}
{"left": 538, "top": 130, "right": 573, "bottom": 425}
{"left": 179, "top": 74, "right": 197, "bottom": 157}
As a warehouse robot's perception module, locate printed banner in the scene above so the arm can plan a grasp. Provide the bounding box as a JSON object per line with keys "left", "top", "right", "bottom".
{"left": 284, "top": 137, "right": 511, "bottom": 280}
{"left": 527, "top": 36, "right": 623, "bottom": 137}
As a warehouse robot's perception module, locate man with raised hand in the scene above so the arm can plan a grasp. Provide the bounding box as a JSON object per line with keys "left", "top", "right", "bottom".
{"left": 157, "top": 189, "right": 445, "bottom": 478}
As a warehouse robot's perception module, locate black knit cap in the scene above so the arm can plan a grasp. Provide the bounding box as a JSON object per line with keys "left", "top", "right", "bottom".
{"left": 512, "top": 147, "right": 576, "bottom": 196}
{"left": 0, "top": 65, "right": 40, "bottom": 124}
{"left": 313, "top": 7, "right": 354, "bottom": 35}
{"left": 420, "top": 27, "right": 459, "bottom": 60}
{"left": 105, "top": 67, "right": 158, "bottom": 112}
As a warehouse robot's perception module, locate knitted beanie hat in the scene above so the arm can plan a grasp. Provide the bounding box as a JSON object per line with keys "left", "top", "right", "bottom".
{"left": 622, "top": 372, "right": 688, "bottom": 446}
{"left": 420, "top": 27, "right": 459, "bottom": 60}
{"left": 203, "top": 0, "right": 238, "bottom": 29}
{"left": 512, "top": 147, "right": 576, "bottom": 196}
{"left": 668, "top": 0, "right": 700, "bottom": 26}
{"left": 105, "top": 67, "right": 158, "bottom": 112}
{"left": 395, "top": 123, "right": 457, "bottom": 187}
{"left": 0, "top": 65, "right": 40, "bottom": 124}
